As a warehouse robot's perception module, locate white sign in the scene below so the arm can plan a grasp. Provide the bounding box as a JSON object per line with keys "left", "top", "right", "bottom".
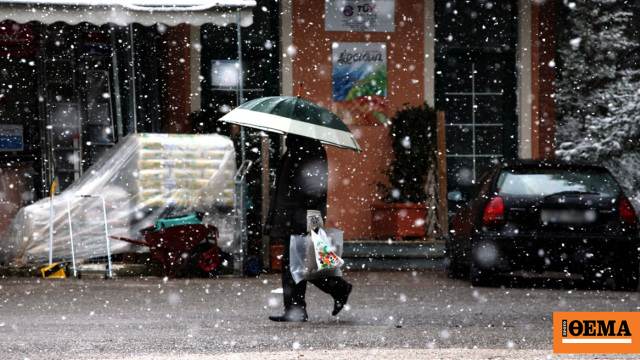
{"left": 211, "top": 60, "right": 240, "bottom": 88}
{"left": 325, "top": 0, "right": 395, "bottom": 33}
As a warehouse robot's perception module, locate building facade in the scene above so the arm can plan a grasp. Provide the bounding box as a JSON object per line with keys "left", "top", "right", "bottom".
{"left": 282, "top": 0, "right": 557, "bottom": 239}
{"left": 0, "top": 0, "right": 560, "bottom": 244}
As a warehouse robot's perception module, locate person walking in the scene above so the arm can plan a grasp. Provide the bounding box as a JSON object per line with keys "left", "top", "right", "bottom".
{"left": 265, "top": 134, "right": 352, "bottom": 322}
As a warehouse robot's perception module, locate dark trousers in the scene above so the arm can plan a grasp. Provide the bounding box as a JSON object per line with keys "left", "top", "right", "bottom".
{"left": 280, "top": 236, "right": 351, "bottom": 311}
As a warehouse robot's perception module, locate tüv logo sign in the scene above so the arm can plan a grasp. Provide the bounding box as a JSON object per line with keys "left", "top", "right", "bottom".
{"left": 342, "top": 3, "right": 377, "bottom": 17}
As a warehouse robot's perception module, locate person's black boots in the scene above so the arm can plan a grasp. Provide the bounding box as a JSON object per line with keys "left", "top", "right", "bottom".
{"left": 269, "top": 307, "right": 308, "bottom": 322}
{"left": 332, "top": 283, "right": 352, "bottom": 316}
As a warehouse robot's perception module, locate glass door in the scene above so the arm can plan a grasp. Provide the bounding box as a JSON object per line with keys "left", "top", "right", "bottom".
{"left": 437, "top": 52, "right": 517, "bottom": 196}
{"left": 434, "top": 0, "right": 518, "bottom": 200}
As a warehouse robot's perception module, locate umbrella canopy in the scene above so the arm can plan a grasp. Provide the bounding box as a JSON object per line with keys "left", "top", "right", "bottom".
{"left": 220, "top": 96, "right": 362, "bottom": 152}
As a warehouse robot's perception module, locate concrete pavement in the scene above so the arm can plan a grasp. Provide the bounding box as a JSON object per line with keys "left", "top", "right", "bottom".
{"left": 2, "top": 269, "right": 640, "bottom": 360}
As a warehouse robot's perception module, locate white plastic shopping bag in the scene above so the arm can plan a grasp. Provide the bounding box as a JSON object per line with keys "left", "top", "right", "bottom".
{"left": 311, "top": 228, "right": 344, "bottom": 270}
{"left": 289, "top": 228, "right": 344, "bottom": 284}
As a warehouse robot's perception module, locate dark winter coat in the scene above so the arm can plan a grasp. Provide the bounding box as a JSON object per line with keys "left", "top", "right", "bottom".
{"left": 264, "top": 134, "right": 328, "bottom": 238}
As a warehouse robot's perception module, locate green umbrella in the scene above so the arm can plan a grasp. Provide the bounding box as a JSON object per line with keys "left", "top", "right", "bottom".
{"left": 220, "top": 95, "right": 362, "bottom": 152}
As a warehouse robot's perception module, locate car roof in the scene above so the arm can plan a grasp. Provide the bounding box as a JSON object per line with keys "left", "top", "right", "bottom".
{"left": 497, "top": 159, "right": 610, "bottom": 173}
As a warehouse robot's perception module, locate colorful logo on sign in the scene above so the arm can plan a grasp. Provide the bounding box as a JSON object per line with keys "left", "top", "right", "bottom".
{"left": 343, "top": 5, "right": 354, "bottom": 16}
{"left": 554, "top": 312, "right": 640, "bottom": 353}
{"left": 331, "top": 42, "right": 387, "bottom": 125}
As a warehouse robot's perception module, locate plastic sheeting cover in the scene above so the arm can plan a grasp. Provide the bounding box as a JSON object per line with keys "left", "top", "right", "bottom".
{"left": 0, "top": 133, "right": 238, "bottom": 265}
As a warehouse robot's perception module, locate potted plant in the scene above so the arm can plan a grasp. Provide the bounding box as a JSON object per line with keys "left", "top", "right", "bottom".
{"left": 372, "top": 101, "right": 438, "bottom": 240}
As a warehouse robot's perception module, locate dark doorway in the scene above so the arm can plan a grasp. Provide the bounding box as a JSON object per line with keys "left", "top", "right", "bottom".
{"left": 435, "top": 0, "right": 518, "bottom": 200}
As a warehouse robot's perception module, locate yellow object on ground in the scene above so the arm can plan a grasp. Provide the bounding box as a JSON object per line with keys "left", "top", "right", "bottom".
{"left": 41, "top": 263, "right": 66, "bottom": 278}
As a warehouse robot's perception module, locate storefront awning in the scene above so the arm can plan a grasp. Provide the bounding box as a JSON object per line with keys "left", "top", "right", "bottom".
{"left": 0, "top": 0, "right": 256, "bottom": 26}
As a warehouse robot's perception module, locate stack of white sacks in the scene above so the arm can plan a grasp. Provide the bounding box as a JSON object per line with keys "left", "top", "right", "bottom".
{"left": 0, "top": 133, "right": 238, "bottom": 265}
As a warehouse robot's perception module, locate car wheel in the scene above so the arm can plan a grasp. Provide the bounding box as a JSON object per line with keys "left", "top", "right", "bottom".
{"left": 583, "top": 274, "right": 604, "bottom": 290}
{"left": 583, "top": 263, "right": 609, "bottom": 290}
{"left": 445, "top": 238, "right": 468, "bottom": 279}
{"left": 470, "top": 262, "right": 493, "bottom": 287}
{"left": 613, "top": 267, "right": 639, "bottom": 292}
{"left": 446, "top": 252, "right": 468, "bottom": 279}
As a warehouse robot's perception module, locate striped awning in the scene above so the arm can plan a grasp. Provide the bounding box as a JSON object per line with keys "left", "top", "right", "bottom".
{"left": 0, "top": 0, "right": 256, "bottom": 26}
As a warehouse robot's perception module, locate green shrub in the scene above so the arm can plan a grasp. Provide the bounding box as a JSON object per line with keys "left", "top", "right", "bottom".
{"left": 377, "top": 102, "right": 438, "bottom": 204}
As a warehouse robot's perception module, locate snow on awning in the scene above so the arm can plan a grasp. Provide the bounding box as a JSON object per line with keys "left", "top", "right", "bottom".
{"left": 0, "top": 0, "right": 256, "bottom": 27}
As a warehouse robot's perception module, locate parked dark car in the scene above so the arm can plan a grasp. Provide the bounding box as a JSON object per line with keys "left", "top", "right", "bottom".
{"left": 445, "top": 160, "right": 640, "bottom": 290}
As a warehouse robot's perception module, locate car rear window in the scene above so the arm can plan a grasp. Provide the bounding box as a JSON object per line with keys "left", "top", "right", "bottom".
{"left": 496, "top": 168, "right": 621, "bottom": 196}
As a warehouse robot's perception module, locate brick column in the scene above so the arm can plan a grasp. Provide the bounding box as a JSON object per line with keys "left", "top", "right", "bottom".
{"left": 532, "top": 0, "right": 557, "bottom": 159}
{"left": 160, "top": 24, "right": 192, "bottom": 134}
